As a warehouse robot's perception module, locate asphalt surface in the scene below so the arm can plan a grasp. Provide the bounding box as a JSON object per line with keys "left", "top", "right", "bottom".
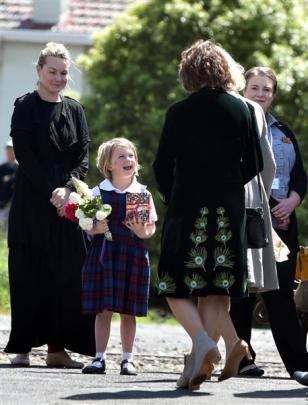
{"left": 0, "top": 315, "right": 307, "bottom": 404}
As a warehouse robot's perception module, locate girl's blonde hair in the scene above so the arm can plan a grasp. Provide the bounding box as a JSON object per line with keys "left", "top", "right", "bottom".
{"left": 179, "top": 40, "right": 245, "bottom": 93}
{"left": 96, "top": 137, "right": 140, "bottom": 179}
{"left": 36, "top": 42, "right": 71, "bottom": 67}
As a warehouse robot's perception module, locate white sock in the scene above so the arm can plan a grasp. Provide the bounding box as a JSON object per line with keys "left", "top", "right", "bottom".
{"left": 122, "top": 352, "right": 133, "bottom": 362}
{"left": 91, "top": 352, "right": 106, "bottom": 368}
{"left": 95, "top": 352, "right": 106, "bottom": 360}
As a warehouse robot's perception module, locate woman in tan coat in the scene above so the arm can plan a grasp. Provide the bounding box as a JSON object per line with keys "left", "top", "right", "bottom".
{"left": 244, "top": 99, "right": 278, "bottom": 292}
{"left": 229, "top": 94, "right": 279, "bottom": 377}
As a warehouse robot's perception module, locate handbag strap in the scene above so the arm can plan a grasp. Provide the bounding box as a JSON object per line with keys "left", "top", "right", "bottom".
{"left": 244, "top": 100, "right": 263, "bottom": 205}
{"left": 251, "top": 127, "right": 263, "bottom": 205}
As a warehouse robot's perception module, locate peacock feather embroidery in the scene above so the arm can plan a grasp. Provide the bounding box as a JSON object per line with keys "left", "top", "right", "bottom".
{"left": 184, "top": 273, "right": 207, "bottom": 293}
{"left": 155, "top": 274, "right": 177, "bottom": 295}
{"left": 185, "top": 246, "right": 207, "bottom": 271}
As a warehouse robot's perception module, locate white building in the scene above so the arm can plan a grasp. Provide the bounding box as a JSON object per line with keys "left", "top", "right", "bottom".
{"left": 0, "top": 0, "right": 132, "bottom": 159}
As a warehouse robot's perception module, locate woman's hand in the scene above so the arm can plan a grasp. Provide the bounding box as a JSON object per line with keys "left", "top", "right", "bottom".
{"left": 87, "top": 220, "right": 109, "bottom": 236}
{"left": 50, "top": 187, "right": 71, "bottom": 217}
{"left": 276, "top": 216, "right": 290, "bottom": 230}
{"left": 125, "top": 220, "right": 156, "bottom": 239}
{"left": 271, "top": 191, "right": 301, "bottom": 222}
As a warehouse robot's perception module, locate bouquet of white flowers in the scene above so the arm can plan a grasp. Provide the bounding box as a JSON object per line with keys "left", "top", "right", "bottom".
{"left": 65, "top": 177, "right": 112, "bottom": 241}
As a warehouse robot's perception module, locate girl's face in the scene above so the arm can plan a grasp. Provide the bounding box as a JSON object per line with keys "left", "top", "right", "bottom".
{"left": 244, "top": 74, "right": 275, "bottom": 113}
{"left": 37, "top": 56, "right": 69, "bottom": 96}
{"left": 108, "top": 145, "right": 137, "bottom": 179}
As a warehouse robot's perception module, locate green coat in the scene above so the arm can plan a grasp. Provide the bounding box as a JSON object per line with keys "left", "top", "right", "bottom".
{"left": 153, "top": 87, "right": 261, "bottom": 298}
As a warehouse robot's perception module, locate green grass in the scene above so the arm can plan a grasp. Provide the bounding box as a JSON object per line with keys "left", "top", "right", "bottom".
{"left": 0, "top": 230, "right": 9, "bottom": 313}
{"left": 113, "top": 309, "right": 177, "bottom": 325}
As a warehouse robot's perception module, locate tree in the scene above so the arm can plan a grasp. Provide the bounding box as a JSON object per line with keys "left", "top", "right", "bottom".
{"left": 79, "top": 0, "right": 308, "bottom": 277}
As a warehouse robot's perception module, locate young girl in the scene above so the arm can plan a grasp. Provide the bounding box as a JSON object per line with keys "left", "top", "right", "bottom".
{"left": 82, "top": 137, "right": 157, "bottom": 375}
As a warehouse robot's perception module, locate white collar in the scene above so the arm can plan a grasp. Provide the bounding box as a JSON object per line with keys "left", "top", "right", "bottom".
{"left": 98, "top": 177, "right": 147, "bottom": 194}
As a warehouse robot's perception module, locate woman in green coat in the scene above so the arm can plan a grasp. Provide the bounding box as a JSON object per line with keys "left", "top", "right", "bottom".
{"left": 153, "top": 40, "right": 261, "bottom": 389}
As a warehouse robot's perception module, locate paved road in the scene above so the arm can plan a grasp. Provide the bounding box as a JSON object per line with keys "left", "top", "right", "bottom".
{"left": 0, "top": 315, "right": 307, "bottom": 404}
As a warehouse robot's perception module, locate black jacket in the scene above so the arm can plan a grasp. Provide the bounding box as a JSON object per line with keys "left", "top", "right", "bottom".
{"left": 8, "top": 91, "right": 90, "bottom": 249}
{"left": 273, "top": 119, "right": 307, "bottom": 200}
{"left": 0, "top": 161, "right": 17, "bottom": 208}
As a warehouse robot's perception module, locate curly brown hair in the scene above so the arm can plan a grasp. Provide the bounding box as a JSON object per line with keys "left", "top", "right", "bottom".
{"left": 179, "top": 40, "right": 244, "bottom": 93}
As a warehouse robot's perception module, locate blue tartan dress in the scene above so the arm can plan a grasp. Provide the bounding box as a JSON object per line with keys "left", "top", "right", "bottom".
{"left": 82, "top": 189, "right": 150, "bottom": 316}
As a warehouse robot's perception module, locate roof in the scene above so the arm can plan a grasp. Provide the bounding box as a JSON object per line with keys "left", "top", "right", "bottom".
{"left": 0, "top": 0, "right": 134, "bottom": 33}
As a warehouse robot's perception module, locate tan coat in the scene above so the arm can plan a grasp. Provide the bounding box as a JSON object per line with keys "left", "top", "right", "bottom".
{"left": 244, "top": 99, "right": 279, "bottom": 291}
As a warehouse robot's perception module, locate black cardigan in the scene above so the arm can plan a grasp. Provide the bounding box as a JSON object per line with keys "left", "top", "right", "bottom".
{"left": 8, "top": 91, "right": 90, "bottom": 249}
{"left": 273, "top": 119, "right": 307, "bottom": 200}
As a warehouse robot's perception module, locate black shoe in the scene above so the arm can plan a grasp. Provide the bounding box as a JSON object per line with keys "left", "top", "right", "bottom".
{"left": 238, "top": 360, "right": 264, "bottom": 377}
{"left": 293, "top": 371, "right": 308, "bottom": 386}
{"left": 120, "top": 359, "right": 137, "bottom": 375}
{"left": 82, "top": 358, "right": 106, "bottom": 374}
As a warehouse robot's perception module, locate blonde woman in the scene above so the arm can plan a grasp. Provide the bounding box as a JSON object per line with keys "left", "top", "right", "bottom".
{"left": 5, "top": 42, "right": 95, "bottom": 367}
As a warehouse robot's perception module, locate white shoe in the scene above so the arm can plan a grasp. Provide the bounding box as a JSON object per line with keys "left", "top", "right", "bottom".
{"left": 10, "top": 353, "right": 30, "bottom": 367}
{"left": 189, "top": 338, "right": 221, "bottom": 389}
{"left": 177, "top": 353, "right": 195, "bottom": 388}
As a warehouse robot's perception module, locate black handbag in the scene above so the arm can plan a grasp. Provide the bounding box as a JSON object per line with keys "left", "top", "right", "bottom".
{"left": 246, "top": 207, "right": 268, "bottom": 248}
{"left": 246, "top": 120, "right": 269, "bottom": 249}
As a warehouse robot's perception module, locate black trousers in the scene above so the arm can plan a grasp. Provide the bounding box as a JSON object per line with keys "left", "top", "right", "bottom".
{"left": 230, "top": 253, "right": 308, "bottom": 376}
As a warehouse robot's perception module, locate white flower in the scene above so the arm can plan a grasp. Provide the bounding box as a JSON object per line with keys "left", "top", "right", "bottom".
{"left": 79, "top": 217, "right": 93, "bottom": 231}
{"left": 96, "top": 210, "right": 108, "bottom": 220}
{"left": 75, "top": 208, "right": 86, "bottom": 219}
{"left": 69, "top": 192, "right": 84, "bottom": 205}
{"left": 83, "top": 188, "right": 93, "bottom": 199}
{"left": 190, "top": 281, "right": 197, "bottom": 289}
{"left": 196, "top": 236, "right": 202, "bottom": 243}
{"left": 71, "top": 177, "right": 92, "bottom": 198}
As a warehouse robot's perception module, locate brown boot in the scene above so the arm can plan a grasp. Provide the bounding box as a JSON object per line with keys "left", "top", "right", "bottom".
{"left": 46, "top": 350, "right": 84, "bottom": 369}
